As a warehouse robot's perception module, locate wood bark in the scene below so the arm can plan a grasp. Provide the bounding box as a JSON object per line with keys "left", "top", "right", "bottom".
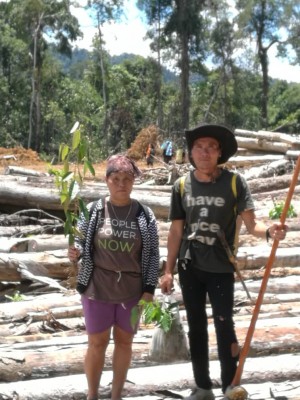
{"left": 0, "top": 174, "right": 298, "bottom": 222}
{"left": 4, "top": 166, "right": 49, "bottom": 177}
{"left": 0, "top": 356, "right": 299, "bottom": 400}
{"left": 0, "top": 246, "right": 299, "bottom": 284}
{"left": 234, "top": 128, "right": 300, "bottom": 146}
{"left": 235, "top": 136, "right": 290, "bottom": 153}
{"left": 0, "top": 315, "right": 298, "bottom": 382}
{"left": 0, "top": 250, "right": 74, "bottom": 281}
{"left": 0, "top": 235, "right": 68, "bottom": 252}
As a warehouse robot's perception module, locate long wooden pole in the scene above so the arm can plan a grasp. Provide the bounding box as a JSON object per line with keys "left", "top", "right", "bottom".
{"left": 231, "top": 155, "right": 300, "bottom": 387}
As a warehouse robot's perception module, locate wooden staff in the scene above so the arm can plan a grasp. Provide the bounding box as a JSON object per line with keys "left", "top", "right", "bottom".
{"left": 231, "top": 155, "right": 300, "bottom": 388}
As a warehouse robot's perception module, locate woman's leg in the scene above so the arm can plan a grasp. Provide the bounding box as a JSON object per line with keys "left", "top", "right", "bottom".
{"left": 84, "top": 329, "right": 111, "bottom": 400}
{"left": 111, "top": 326, "right": 134, "bottom": 400}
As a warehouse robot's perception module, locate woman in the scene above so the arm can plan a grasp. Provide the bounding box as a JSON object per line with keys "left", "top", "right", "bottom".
{"left": 68, "top": 154, "right": 160, "bottom": 400}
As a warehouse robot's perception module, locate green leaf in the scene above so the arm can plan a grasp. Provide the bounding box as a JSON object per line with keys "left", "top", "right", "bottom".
{"left": 60, "top": 144, "right": 70, "bottom": 161}
{"left": 62, "top": 171, "right": 74, "bottom": 182}
{"left": 78, "top": 198, "right": 89, "bottom": 220}
{"left": 69, "top": 180, "right": 80, "bottom": 201}
{"left": 130, "top": 305, "right": 140, "bottom": 330}
{"left": 84, "top": 159, "right": 95, "bottom": 176}
{"left": 72, "top": 129, "right": 81, "bottom": 150}
{"left": 78, "top": 141, "right": 87, "bottom": 162}
{"left": 70, "top": 121, "right": 80, "bottom": 134}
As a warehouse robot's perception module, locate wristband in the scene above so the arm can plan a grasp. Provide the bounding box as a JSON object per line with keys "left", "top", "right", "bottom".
{"left": 266, "top": 228, "right": 271, "bottom": 242}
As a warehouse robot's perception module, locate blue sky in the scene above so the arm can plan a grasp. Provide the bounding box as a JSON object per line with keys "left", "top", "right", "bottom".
{"left": 71, "top": 1, "right": 300, "bottom": 83}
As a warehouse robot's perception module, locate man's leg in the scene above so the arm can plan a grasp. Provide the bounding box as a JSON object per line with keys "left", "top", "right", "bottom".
{"left": 179, "top": 265, "right": 212, "bottom": 390}
{"left": 208, "top": 273, "right": 239, "bottom": 393}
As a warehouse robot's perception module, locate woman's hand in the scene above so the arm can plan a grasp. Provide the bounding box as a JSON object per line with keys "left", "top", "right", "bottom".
{"left": 140, "top": 292, "right": 154, "bottom": 303}
{"left": 68, "top": 245, "right": 80, "bottom": 262}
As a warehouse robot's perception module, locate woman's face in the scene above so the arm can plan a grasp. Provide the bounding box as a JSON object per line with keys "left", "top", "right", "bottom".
{"left": 106, "top": 171, "right": 134, "bottom": 201}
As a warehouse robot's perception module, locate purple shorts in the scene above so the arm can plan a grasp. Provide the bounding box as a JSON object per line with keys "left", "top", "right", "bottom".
{"left": 81, "top": 295, "right": 140, "bottom": 334}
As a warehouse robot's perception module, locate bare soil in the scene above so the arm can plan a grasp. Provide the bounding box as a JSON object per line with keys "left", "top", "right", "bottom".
{"left": 0, "top": 147, "right": 152, "bottom": 181}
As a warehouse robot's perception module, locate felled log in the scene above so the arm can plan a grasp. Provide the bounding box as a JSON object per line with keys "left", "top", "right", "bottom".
{"left": 0, "top": 180, "right": 171, "bottom": 219}
{"left": 0, "top": 235, "right": 68, "bottom": 252}
{"left": 227, "top": 154, "right": 285, "bottom": 168}
{"left": 235, "top": 128, "right": 300, "bottom": 146}
{"left": 235, "top": 136, "right": 290, "bottom": 154}
{"left": 1, "top": 275, "right": 299, "bottom": 328}
{"left": 0, "top": 246, "right": 299, "bottom": 284}
{"left": 0, "top": 357, "right": 299, "bottom": 400}
{"left": 0, "top": 250, "right": 73, "bottom": 281}
{"left": 241, "top": 159, "right": 292, "bottom": 181}
{"left": 0, "top": 316, "right": 85, "bottom": 338}
{"left": 236, "top": 246, "right": 300, "bottom": 270}
{"left": 4, "top": 166, "right": 49, "bottom": 177}
{"left": 0, "top": 293, "right": 80, "bottom": 324}
{"left": 0, "top": 224, "right": 60, "bottom": 237}
{"left": 286, "top": 149, "right": 300, "bottom": 159}
{"left": 0, "top": 315, "right": 298, "bottom": 382}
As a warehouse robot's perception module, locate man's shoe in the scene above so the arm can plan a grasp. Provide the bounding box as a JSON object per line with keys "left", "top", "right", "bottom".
{"left": 223, "top": 385, "right": 248, "bottom": 399}
{"left": 184, "top": 387, "right": 215, "bottom": 400}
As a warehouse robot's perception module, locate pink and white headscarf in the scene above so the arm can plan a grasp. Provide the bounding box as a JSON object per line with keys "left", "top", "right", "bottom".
{"left": 106, "top": 154, "right": 142, "bottom": 178}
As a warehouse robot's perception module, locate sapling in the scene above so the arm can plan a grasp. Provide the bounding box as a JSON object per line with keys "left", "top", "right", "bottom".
{"left": 48, "top": 121, "right": 95, "bottom": 245}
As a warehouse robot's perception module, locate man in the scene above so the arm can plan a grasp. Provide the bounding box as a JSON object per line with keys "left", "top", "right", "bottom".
{"left": 160, "top": 123, "right": 287, "bottom": 400}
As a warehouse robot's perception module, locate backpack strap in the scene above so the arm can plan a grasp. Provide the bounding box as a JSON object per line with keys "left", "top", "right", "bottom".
{"left": 231, "top": 173, "right": 237, "bottom": 215}
{"left": 179, "top": 175, "right": 186, "bottom": 197}
{"left": 180, "top": 172, "right": 237, "bottom": 200}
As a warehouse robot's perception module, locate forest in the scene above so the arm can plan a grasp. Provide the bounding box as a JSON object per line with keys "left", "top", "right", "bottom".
{"left": 0, "top": 0, "right": 300, "bottom": 161}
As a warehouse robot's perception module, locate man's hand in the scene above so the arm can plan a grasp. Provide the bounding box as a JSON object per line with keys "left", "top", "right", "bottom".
{"left": 160, "top": 272, "right": 174, "bottom": 295}
{"left": 268, "top": 223, "right": 288, "bottom": 241}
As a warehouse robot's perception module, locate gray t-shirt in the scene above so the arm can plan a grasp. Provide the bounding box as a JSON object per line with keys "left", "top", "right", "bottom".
{"left": 85, "top": 200, "right": 142, "bottom": 302}
{"left": 170, "top": 169, "right": 254, "bottom": 273}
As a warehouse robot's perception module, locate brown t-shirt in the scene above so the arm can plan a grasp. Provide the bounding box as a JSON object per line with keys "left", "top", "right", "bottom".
{"left": 84, "top": 199, "right": 142, "bottom": 302}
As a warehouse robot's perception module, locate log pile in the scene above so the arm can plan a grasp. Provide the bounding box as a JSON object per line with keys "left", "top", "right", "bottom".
{"left": 0, "top": 130, "right": 300, "bottom": 399}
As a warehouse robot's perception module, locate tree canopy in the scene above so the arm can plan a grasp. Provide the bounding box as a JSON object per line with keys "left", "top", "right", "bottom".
{"left": 0, "top": 0, "right": 299, "bottom": 160}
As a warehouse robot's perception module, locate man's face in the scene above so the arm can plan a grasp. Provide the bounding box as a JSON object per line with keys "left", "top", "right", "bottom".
{"left": 190, "top": 137, "right": 221, "bottom": 169}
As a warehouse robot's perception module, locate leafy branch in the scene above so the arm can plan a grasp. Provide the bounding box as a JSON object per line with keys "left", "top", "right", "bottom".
{"left": 269, "top": 198, "right": 297, "bottom": 220}
{"left": 48, "top": 122, "right": 95, "bottom": 244}
{"left": 131, "top": 297, "right": 178, "bottom": 333}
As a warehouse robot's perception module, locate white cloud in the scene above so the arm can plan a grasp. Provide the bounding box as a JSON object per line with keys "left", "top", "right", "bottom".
{"left": 71, "top": 0, "right": 153, "bottom": 57}
{"left": 268, "top": 46, "right": 300, "bottom": 83}
{"left": 71, "top": 1, "right": 300, "bottom": 83}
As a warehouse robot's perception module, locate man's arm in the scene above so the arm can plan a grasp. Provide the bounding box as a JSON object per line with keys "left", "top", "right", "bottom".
{"left": 240, "top": 209, "right": 287, "bottom": 241}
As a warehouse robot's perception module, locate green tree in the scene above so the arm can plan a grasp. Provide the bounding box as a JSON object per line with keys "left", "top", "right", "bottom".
{"left": 138, "top": 0, "right": 206, "bottom": 133}
{"left": 268, "top": 80, "right": 300, "bottom": 132}
{"left": 87, "top": 0, "right": 124, "bottom": 139}
{"left": 0, "top": 2, "right": 30, "bottom": 146}
{"left": 235, "top": 0, "right": 299, "bottom": 128}
{"left": 6, "top": 0, "right": 82, "bottom": 151}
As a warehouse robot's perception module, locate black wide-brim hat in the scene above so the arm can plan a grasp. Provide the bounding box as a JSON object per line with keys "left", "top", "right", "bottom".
{"left": 185, "top": 123, "right": 238, "bottom": 165}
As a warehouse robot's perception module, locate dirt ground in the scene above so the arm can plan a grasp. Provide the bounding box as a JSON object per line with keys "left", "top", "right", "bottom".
{"left": 0, "top": 147, "right": 152, "bottom": 180}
